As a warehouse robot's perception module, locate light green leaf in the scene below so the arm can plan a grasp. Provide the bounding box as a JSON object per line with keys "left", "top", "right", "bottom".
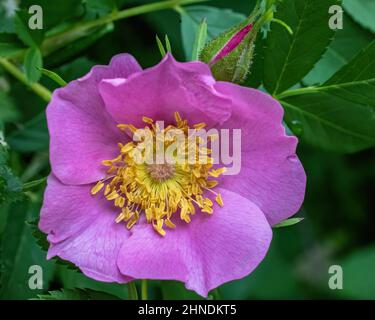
{"left": 343, "top": 0, "right": 375, "bottom": 33}
{"left": 273, "top": 218, "right": 304, "bottom": 228}
{"left": 165, "top": 34, "right": 172, "bottom": 53}
{"left": 39, "top": 68, "right": 67, "bottom": 86}
{"left": 279, "top": 41, "right": 375, "bottom": 153}
{"left": 24, "top": 47, "right": 42, "bottom": 83}
{"left": 179, "top": 6, "right": 245, "bottom": 60}
{"left": 156, "top": 34, "right": 166, "bottom": 58}
{"left": 264, "top": 0, "right": 341, "bottom": 95}
{"left": 191, "top": 18, "right": 207, "bottom": 60}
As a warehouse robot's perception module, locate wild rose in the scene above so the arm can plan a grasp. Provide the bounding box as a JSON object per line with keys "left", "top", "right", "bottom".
{"left": 39, "top": 53, "right": 306, "bottom": 297}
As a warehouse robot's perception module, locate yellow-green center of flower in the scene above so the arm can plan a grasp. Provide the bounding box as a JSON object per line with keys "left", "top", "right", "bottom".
{"left": 91, "top": 112, "right": 225, "bottom": 236}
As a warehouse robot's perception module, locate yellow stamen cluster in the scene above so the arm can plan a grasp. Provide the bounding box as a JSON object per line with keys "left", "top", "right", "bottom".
{"left": 91, "top": 112, "right": 225, "bottom": 236}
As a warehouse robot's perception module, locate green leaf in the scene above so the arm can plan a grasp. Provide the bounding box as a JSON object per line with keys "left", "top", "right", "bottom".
{"left": 0, "top": 91, "right": 19, "bottom": 123}
{"left": 339, "top": 246, "right": 375, "bottom": 299}
{"left": 343, "top": 0, "right": 375, "bottom": 33}
{"left": 0, "top": 201, "right": 55, "bottom": 299}
{"left": 161, "top": 281, "right": 203, "bottom": 300}
{"left": 279, "top": 41, "right": 375, "bottom": 153}
{"left": 24, "top": 47, "right": 42, "bottom": 83}
{"left": 35, "top": 288, "right": 121, "bottom": 300}
{"left": 325, "top": 40, "right": 375, "bottom": 85}
{"left": 191, "top": 18, "right": 207, "bottom": 61}
{"left": 156, "top": 34, "right": 166, "bottom": 57}
{"left": 0, "top": 5, "right": 15, "bottom": 33}
{"left": 39, "top": 68, "right": 67, "bottom": 86}
{"left": 20, "top": 0, "right": 83, "bottom": 29}
{"left": 179, "top": 6, "right": 246, "bottom": 60}
{"left": 244, "top": 34, "right": 264, "bottom": 88}
{"left": 84, "top": 0, "right": 117, "bottom": 18}
{"left": 264, "top": 0, "right": 341, "bottom": 95}
{"left": 304, "top": 13, "right": 374, "bottom": 85}
{"left": 0, "top": 144, "right": 23, "bottom": 205}
{"left": 0, "top": 33, "right": 26, "bottom": 57}
{"left": 14, "top": 10, "right": 44, "bottom": 47}
{"left": 273, "top": 217, "right": 304, "bottom": 228}
{"left": 165, "top": 34, "right": 172, "bottom": 53}
{"left": 8, "top": 112, "right": 49, "bottom": 152}
{"left": 45, "top": 23, "right": 114, "bottom": 68}
{"left": 27, "top": 218, "right": 80, "bottom": 271}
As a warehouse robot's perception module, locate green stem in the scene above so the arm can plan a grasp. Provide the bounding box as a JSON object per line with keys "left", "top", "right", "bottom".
{"left": 275, "top": 86, "right": 320, "bottom": 100}
{"left": 141, "top": 279, "right": 148, "bottom": 300}
{"left": 22, "top": 177, "right": 47, "bottom": 192}
{"left": 0, "top": 58, "right": 52, "bottom": 102}
{"left": 127, "top": 282, "right": 139, "bottom": 300}
{"left": 12, "top": 0, "right": 209, "bottom": 59}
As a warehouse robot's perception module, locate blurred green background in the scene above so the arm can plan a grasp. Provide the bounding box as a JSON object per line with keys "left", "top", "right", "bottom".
{"left": 0, "top": 0, "right": 374, "bottom": 300}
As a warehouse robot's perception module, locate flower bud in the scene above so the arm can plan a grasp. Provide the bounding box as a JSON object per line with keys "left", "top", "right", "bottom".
{"left": 199, "top": 11, "right": 261, "bottom": 84}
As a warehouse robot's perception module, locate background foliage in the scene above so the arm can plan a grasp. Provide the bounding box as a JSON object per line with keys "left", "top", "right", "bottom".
{"left": 0, "top": 0, "right": 374, "bottom": 299}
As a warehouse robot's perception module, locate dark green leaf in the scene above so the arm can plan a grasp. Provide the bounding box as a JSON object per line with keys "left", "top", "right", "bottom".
{"left": 0, "top": 33, "right": 26, "bottom": 57}
{"left": 161, "top": 281, "right": 203, "bottom": 300}
{"left": 84, "top": 0, "right": 117, "bottom": 18}
{"left": 0, "top": 144, "right": 23, "bottom": 205}
{"left": 45, "top": 23, "right": 114, "bottom": 68}
{"left": 24, "top": 47, "right": 43, "bottom": 83}
{"left": 8, "top": 112, "right": 49, "bottom": 152}
{"left": 20, "top": 0, "right": 83, "bottom": 29}
{"left": 279, "top": 41, "right": 375, "bottom": 153}
{"left": 35, "top": 288, "right": 121, "bottom": 300}
{"left": 14, "top": 10, "right": 44, "bottom": 47}
{"left": 27, "top": 218, "right": 80, "bottom": 272}
{"left": 0, "top": 201, "right": 55, "bottom": 299}
{"left": 304, "top": 13, "right": 374, "bottom": 85}
{"left": 0, "top": 91, "right": 19, "bottom": 122}
{"left": 264, "top": 0, "right": 341, "bottom": 95}
{"left": 179, "top": 6, "right": 245, "bottom": 60}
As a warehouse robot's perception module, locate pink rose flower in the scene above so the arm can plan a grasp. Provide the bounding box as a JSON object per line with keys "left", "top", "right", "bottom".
{"left": 40, "top": 53, "right": 306, "bottom": 297}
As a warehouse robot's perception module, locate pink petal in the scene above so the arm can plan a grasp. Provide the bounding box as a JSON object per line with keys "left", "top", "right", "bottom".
{"left": 117, "top": 188, "right": 272, "bottom": 297}
{"left": 215, "top": 82, "right": 306, "bottom": 225}
{"left": 41, "top": 175, "right": 130, "bottom": 283}
{"left": 98, "top": 54, "right": 232, "bottom": 130}
{"left": 47, "top": 54, "right": 142, "bottom": 185}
